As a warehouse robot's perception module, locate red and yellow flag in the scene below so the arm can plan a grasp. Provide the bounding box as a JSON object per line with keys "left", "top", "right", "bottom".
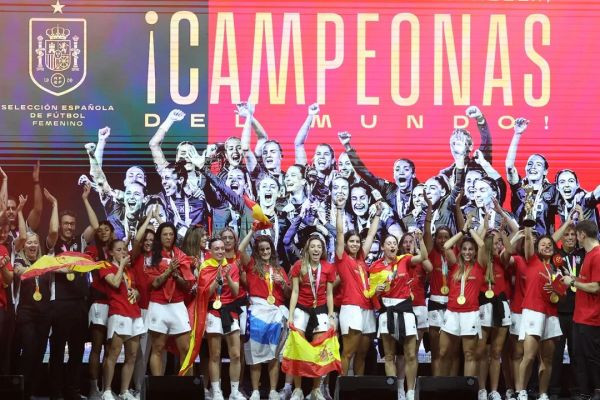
{"left": 21, "top": 251, "right": 109, "bottom": 280}
{"left": 281, "top": 325, "right": 341, "bottom": 378}
{"left": 243, "top": 194, "right": 272, "bottom": 230}
{"left": 178, "top": 258, "right": 224, "bottom": 376}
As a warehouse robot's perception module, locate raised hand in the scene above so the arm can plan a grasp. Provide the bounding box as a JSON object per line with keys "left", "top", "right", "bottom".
{"left": 334, "top": 194, "right": 346, "bottom": 209}
{"left": 0, "top": 166, "right": 6, "bottom": 179}
{"left": 308, "top": 103, "right": 320, "bottom": 116}
{"left": 33, "top": 161, "right": 40, "bottom": 182}
{"left": 17, "top": 195, "right": 28, "bottom": 213}
{"left": 473, "top": 149, "right": 486, "bottom": 165}
{"left": 465, "top": 105, "right": 483, "bottom": 120}
{"left": 168, "top": 109, "right": 186, "bottom": 122}
{"left": 98, "top": 126, "right": 111, "bottom": 141}
{"left": 514, "top": 118, "right": 529, "bottom": 135}
{"left": 338, "top": 131, "right": 351, "bottom": 146}
{"left": 43, "top": 188, "right": 57, "bottom": 205}
{"left": 82, "top": 184, "right": 91, "bottom": 200}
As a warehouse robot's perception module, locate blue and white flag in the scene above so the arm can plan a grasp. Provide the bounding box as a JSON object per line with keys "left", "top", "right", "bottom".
{"left": 244, "top": 297, "right": 288, "bottom": 365}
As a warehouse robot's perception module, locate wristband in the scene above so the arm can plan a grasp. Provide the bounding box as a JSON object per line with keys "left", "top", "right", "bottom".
{"left": 570, "top": 279, "right": 576, "bottom": 287}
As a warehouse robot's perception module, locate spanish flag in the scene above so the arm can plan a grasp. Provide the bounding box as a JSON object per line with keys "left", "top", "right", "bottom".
{"left": 179, "top": 258, "right": 224, "bottom": 376}
{"left": 281, "top": 325, "right": 341, "bottom": 378}
{"left": 243, "top": 194, "right": 272, "bottom": 230}
{"left": 367, "top": 254, "right": 409, "bottom": 309}
{"left": 21, "top": 251, "right": 109, "bottom": 280}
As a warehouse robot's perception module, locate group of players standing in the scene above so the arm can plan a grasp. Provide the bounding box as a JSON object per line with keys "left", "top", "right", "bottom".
{"left": 0, "top": 103, "right": 599, "bottom": 400}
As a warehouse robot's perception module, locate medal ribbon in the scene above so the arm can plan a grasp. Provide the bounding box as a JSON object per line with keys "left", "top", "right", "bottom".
{"left": 308, "top": 262, "right": 322, "bottom": 305}
{"left": 459, "top": 266, "right": 470, "bottom": 299}
{"left": 441, "top": 256, "right": 448, "bottom": 289}
{"left": 265, "top": 265, "right": 273, "bottom": 298}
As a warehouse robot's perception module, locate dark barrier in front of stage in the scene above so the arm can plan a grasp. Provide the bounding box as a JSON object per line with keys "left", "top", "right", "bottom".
{"left": 415, "top": 376, "right": 478, "bottom": 400}
{"left": 143, "top": 375, "right": 204, "bottom": 400}
{"left": 334, "top": 375, "right": 398, "bottom": 400}
{"left": 0, "top": 375, "right": 24, "bottom": 400}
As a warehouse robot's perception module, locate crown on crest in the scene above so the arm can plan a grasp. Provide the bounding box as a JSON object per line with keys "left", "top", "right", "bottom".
{"left": 45, "top": 25, "right": 70, "bottom": 40}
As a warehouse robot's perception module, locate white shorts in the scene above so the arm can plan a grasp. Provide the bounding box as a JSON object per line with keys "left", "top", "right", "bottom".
{"left": 145, "top": 301, "right": 191, "bottom": 335}
{"left": 339, "top": 305, "right": 376, "bottom": 335}
{"left": 427, "top": 295, "right": 448, "bottom": 328}
{"left": 205, "top": 312, "right": 240, "bottom": 335}
{"left": 510, "top": 312, "right": 522, "bottom": 336}
{"left": 88, "top": 303, "right": 109, "bottom": 326}
{"left": 107, "top": 315, "right": 146, "bottom": 340}
{"left": 479, "top": 301, "right": 512, "bottom": 328}
{"left": 378, "top": 298, "right": 418, "bottom": 339}
{"left": 518, "top": 309, "right": 562, "bottom": 341}
{"left": 292, "top": 308, "right": 329, "bottom": 334}
{"left": 413, "top": 306, "right": 429, "bottom": 330}
{"left": 442, "top": 310, "right": 481, "bottom": 337}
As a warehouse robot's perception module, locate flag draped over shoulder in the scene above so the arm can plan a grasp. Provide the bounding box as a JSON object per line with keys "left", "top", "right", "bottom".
{"left": 281, "top": 325, "right": 341, "bottom": 378}
{"left": 244, "top": 302, "right": 286, "bottom": 365}
{"left": 367, "top": 254, "right": 408, "bottom": 309}
{"left": 178, "top": 258, "right": 223, "bottom": 376}
{"left": 21, "top": 251, "right": 109, "bottom": 280}
{"left": 243, "top": 194, "right": 272, "bottom": 230}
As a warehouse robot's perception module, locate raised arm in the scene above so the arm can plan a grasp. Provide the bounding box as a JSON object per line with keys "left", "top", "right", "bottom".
{"left": 235, "top": 102, "right": 258, "bottom": 172}
{"left": 95, "top": 126, "right": 111, "bottom": 169}
{"left": 339, "top": 131, "right": 389, "bottom": 193}
{"left": 423, "top": 194, "right": 434, "bottom": 252}
{"left": 455, "top": 190, "right": 465, "bottom": 232}
{"left": 26, "top": 161, "right": 43, "bottom": 231}
{"left": 470, "top": 228, "right": 487, "bottom": 267}
{"left": 505, "top": 118, "right": 529, "bottom": 185}
{"left": 335, "top": 197, "right": 346, "bottom": 260}
{"left": 252, "top": 117, "right": 269, "bottom": 156}
{"left": 0, "top": 167, "right": 7, "bottom": 210}
{"left": 294, "top": 103, "right": 319, "bottom": 165}
{"left": 81, "top": 185, "right": 97, "bottom": 244}
{"left": 362, "top": 204, "right": 382, "bottom": 258}
{"left": 44, "top": 189, "right": 59, "bottom": 249}
{"left": 14, "top": 195, "right": 28, "bottom": 252}
{"left": 523, "top": 227, "right": 534, "bottom": 260}
{"left": 411, "top": 230, "right": 429, "bottom": 265}
{"left": 552, "top": 205, "right": 580, "bottom": 243}
{"left": 466, "top": 105, "right": 492, "bottom": 163}
{"left": 238, "top": 228, "right": 254, "bottom": 266}
{"left": 149, "top": 109, "right": 185, "bottom": 172}
{"left": 130, "top": 205, "right": 157, "bottom": 260}
{"left": 104, "top": 255, "right": 129, "bottom": 289}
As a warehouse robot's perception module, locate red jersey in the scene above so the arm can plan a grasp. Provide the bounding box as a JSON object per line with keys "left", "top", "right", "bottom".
{"left": 409, "top": 262, "right": 427, "bottom": 307}
{"left": 227, "top": 252, "right": 247, "bottom": 301}
{"left": 508, "top": 255, "right": 528, "bottom": 313}
{"left": 132, "top": 252, "right": 152, "bottom": 309}
{"left": 0, "top": 245, "right": 13, "bottom": 309}
{"left": 480, "top": 256, "right": 508, "bottom": 296}
{"left": 447, "top": 263, "right": 484, "bottom": 313}
{"left": 243, "top": 258, "right": 289, "bottom": 306}
{"left": 85, "top": 245, "right": 109, "bottom": 305}
{"left": 574, "top": 246, "right": 600, "bottom": 326}
{"left": 522, "top": 256, "right": 564, "bottom": 316}
{"left": 369, "top": 255, "right": 413, "bottom": 300}
{"left": 99, "top": 264, "right": 141, "bottom": 318}
{"left": 428, "top": 247, "right": 450, "bottom": 297}
{"left": 146, "top": 247, "right": 194, "bottom": 304}
{"left": 335, "top": 252, "right": 372, "bottom": 309}
{"left": 289, "top": 260, "right": 335, "bottom": 308}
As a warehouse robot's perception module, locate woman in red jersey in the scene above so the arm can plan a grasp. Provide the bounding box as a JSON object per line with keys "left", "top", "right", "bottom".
{"left": 515, "top": 229, "right": 566, "bottom": 400}
{"left": 334, "top": 196, "right": 381, "bottom": 376}
{"left": 239, "top": 228, "right": 290, "bottom": 400}
{"left": 145, "top": 222, "right": 194, "bottom": 376}
{"left": 476, "top": 229, "right": 512, "bottom": 400}
{"left": 99, "top": 240, "right": 146, "bottom": 400}
{"left": 372, "top": 233, "right": 428, "bottom": 400}
{"left": 438, "top": 225, "right": 486, "bottom": 379}
{"left": 287, "top": 235, "right": 336, "bottom": 400}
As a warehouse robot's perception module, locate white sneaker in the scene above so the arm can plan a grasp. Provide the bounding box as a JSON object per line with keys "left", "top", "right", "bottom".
{"left": 118, "top": 391, "right": 137, "bottom": 400}
{"left": 205, "top": 388, "right": 214, "bottom": 400}
{"left": 101, "top": 391, "right": 117, "bottom": 400}
{"left": 537, "top": 394, "right": 549, "bottom": 400}
{"left": 212, "top": 388, "right": 225, "bottom": 400}
{"left": 279, "top": 386, "right": 292, "bottom": 400}
{"left": 89, "top": 387, "right": 102, "bottom": 400}
{"left": 321, "top": 384, "right": 332, "bottom": 400}
{"left": 269, "top": 390, "right": 280, "bottom": 400}
{"left": 129, "top": 389, "right": 141, "bottom": 400}
{"left": 249, "top": 390, "right": 261, "bottom": 400}
{"left": 229, "top": 389, "right": 247, "bottom": 400}
{"left": 311, "top": 389, "right": 326, "bottom": 400}
{"left": 406, "top": 389, "right": 415, "bottom": 400}
{"left": 505, "top": 389, "right": 515, "bottom": 399}
{"left": 517, "top": 390, "right": 528, "bottom": 400}
{"left": 398, "top": 387, "right": 406, "bottom": 400}
{"left": 479, "top": 389, "right": 489, "bottom": 400}
{"left": 291, "top": 388, "right": 304, "bottom": 400}
{"left": 488, "top": 391, "right": 502, "bottom": 400}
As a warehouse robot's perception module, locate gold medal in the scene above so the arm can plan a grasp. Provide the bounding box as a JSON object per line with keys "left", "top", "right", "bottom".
{"left": 440, "top": 286, "right": 449, "bottom": 295}
{"left": 457, "top": 295, "right": 466, "bottom": 305}
{"left": 66, "top": 272, "right": 75, "bottom": 281}
{"left": 267, "top": 295, "right": 275, "bottom": 305}
{"left": 33, "top": 290, "right": 42, "bottom": 301}
{"left": 571, "top": 286, "right": 577, "bottom": 293}
{"left": 485, "top": 290, "right": 495, "bottom": 299}
{"left": 550, "top": 293, "right": 559, "bottom": 304}
{"left": 213, "top": 299, "right": 222, "bottom": 310}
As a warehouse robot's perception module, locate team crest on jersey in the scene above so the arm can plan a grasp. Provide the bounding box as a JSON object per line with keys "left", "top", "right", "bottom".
{"left": 29, "top": 18, "right": 86, "bottom": 96}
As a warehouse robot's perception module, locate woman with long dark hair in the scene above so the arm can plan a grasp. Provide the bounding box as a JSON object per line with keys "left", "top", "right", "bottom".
{"left": 515, "top": 230, "right": 565, "bottom": 400}
{"left": 239, "top": 228, "right": 290, "bottom": 400}
{"left": 145, "top": 222, "right": 194, "bottom": 376}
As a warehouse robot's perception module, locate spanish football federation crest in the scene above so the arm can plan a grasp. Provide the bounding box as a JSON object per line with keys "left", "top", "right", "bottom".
{"left": 29, "top": 18, "right": 86, "bottom": 96}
